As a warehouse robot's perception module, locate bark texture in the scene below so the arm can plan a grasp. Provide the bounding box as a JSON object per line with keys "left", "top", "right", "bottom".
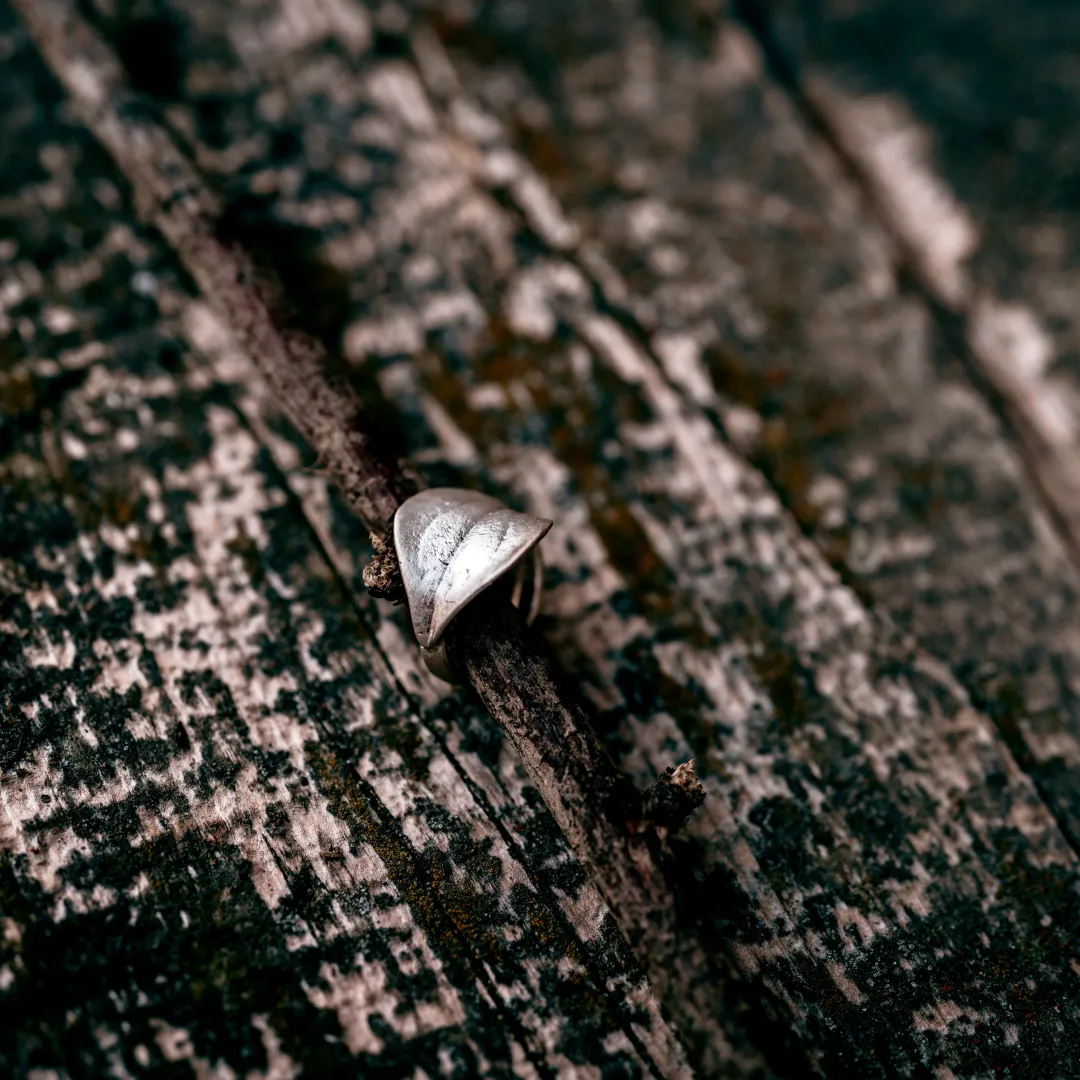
{"left": 3, "top": 0, "right": 1080, "bottom": 1078}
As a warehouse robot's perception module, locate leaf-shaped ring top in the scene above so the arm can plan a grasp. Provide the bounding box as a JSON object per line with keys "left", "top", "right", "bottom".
{"left": 393, "top": 488, "right": 553, "bottom": 650}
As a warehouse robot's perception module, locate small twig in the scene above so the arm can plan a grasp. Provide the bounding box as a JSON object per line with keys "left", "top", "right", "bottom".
{"left": 361, "top": 532, "right": 405, "bottom": 603}
{"left": 642, "top": 761, "right": 707, "bottom": 834}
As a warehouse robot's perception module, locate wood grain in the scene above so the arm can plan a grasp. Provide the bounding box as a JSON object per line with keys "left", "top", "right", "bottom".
{"left": 6, "top": 16, "right": 708, "bottom": 1080}
{"left": 733, "top": 0, "right": 1080, "bottom": 864}
{"left": 0, "top": 7, "right": 689, "bottom": 1078}
{"left": 4, "top": 0, "right": 1080, "bottom": 1077}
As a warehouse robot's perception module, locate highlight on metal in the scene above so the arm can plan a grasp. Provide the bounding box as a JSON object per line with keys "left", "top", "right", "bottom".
{"left": 393, "top": 488, "right": 552, "bottom": 682}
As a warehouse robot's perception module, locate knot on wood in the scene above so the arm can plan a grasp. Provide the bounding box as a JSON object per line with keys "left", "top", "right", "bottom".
{"left": 641, "top": 760, "right": 706, "bottom": 833}
{"left": 362, "top": 531, "right": 406, "bottom": 603}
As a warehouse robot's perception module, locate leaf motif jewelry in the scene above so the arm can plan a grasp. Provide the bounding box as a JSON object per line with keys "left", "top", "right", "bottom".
{"left": 393, "top": 488, "right": 552, "bottom": 682}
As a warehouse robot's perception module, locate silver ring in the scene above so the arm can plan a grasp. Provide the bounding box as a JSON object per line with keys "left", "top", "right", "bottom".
{"left": 393, "top": 488, "right": 552, "bottom": 683}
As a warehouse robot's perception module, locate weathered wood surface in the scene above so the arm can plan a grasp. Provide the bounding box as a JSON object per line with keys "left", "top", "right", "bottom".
{"left": 3, "top": 0, "right": 1080, "bottom": 1078}
{"left": 746, "top": 0, "right": 1080, "bottom": 900}
{"left": 7, "top": 18, "right": 703, "bottom": 1080}
{"left": 0, "top": 8, "right": 688, "bottom": 1079}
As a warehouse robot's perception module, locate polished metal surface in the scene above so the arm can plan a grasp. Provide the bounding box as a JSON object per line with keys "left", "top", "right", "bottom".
{"left": 393, "top": 488, "right": 552, "bottom": 680}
